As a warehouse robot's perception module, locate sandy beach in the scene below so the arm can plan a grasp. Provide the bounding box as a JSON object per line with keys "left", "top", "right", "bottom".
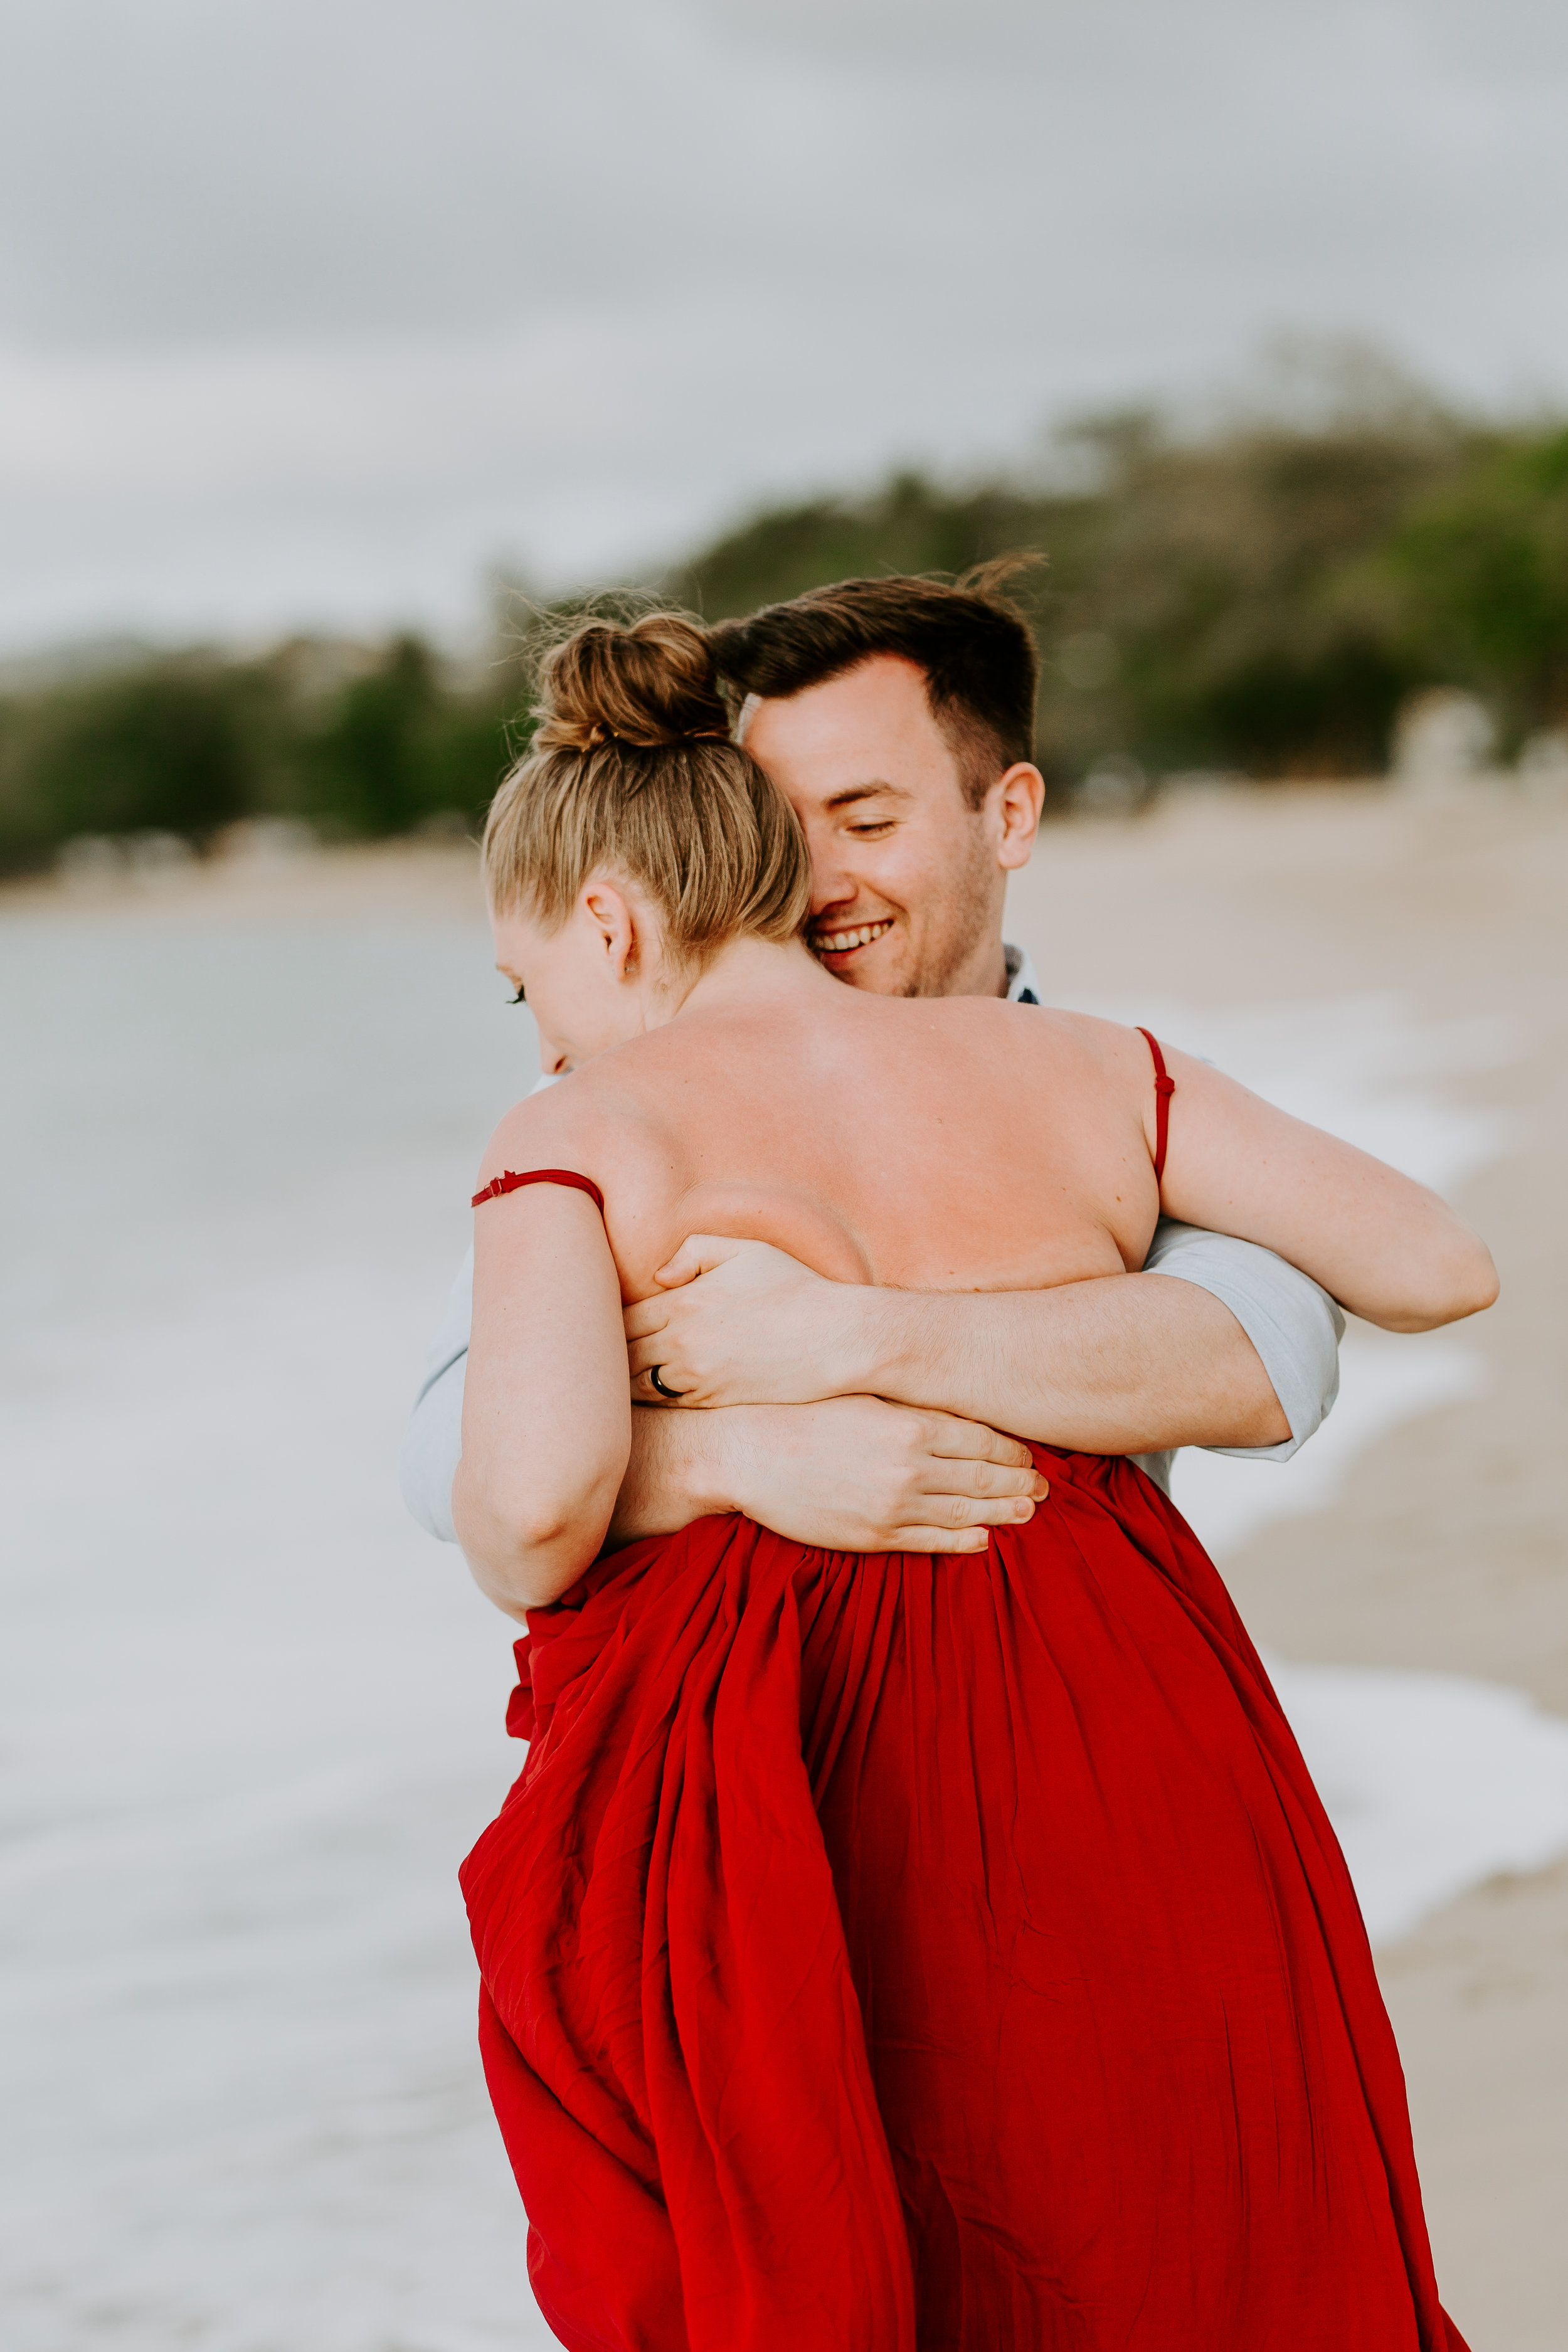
{"left": 6, "top": 780, "right": 1565, "bottom": 2349}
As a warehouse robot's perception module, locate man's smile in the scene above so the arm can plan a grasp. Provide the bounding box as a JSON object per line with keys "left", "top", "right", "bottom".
{"left": 810, "top": 916, "right": 895, "bottom": 958}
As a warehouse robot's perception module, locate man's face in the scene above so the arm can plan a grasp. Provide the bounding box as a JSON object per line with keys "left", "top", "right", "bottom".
{"left": 743, "top": 654, "right": 1039, "bottom": 999}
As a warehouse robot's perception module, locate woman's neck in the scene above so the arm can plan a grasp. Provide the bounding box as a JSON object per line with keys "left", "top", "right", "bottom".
{"left": 657, "top": 933, "right": 834, "bottom": 1026}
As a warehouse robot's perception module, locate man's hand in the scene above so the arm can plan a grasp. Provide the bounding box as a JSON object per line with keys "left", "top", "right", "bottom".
{"left": 608, "top": 1394, "right": 1047, "bottom": 1555}
{"left": 625, "top": 1236, "right": 866, "bottom": 1406}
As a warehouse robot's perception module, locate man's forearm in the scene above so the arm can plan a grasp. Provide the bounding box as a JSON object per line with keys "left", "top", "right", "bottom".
{"left": 606, "top": 1395, "right": 1046, "bottom": 1555}
{"left": 607, "top": 1406, "right": 734, "bottom": 1547}
{"left": 847, "top": 1274, "right": 1291, "bottom": 1453}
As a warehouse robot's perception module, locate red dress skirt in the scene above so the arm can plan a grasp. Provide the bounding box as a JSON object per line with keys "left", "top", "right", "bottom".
{"left": 460, "top": 1448, "right": 1471, "bottom": 2351}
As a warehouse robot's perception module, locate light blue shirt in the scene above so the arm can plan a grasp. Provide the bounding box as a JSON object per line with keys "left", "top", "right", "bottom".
{"left": 400, "top": 947, "right": 1342, "bottom": 1544}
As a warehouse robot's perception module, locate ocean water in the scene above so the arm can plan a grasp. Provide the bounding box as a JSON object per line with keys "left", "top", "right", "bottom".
{"left": 3, "top": 899, "right": 1565, "bottom": 2350}
{"left": 2, "top": 906, "right": 544, "bottom": 2351}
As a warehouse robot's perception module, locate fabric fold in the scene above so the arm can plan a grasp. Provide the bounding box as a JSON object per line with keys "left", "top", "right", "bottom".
{"left": 462, "top": 1449, "right": 1470, "bottom": 2352}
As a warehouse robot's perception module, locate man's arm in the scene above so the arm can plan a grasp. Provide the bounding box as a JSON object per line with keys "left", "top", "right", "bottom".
{"left": 400, "top": 1250, "right": 1046, "bottom": 1554}
{"left": 624, "top": 1227, "right": 1346, "bottom": 1464}
{"left": 834, "top": 1273, "right": 1291, "bottom": 1454}
{"left": 1140, "top": 1221, "right": 1343, "bottom": 1461}
{"left": 608, "top": 1398, "right": 1046, "bottom": 1554}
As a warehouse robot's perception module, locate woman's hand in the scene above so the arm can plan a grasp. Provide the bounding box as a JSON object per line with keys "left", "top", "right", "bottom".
{"left": 624, "top": 1235, "right": 880, "bottom": 1407}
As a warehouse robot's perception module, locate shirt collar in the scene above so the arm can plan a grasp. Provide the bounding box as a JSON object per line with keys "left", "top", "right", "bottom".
{"left": 1004, "top": 942, "right": 1042, "bottom": 1006}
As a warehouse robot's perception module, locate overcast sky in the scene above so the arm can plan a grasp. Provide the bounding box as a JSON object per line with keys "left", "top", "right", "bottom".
{"left": 3, "top": 0, "right": 1567, "bottom": 654}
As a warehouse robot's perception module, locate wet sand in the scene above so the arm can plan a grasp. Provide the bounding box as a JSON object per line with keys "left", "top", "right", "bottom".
{"left": 21, "top": 781, "right": 1568, "bottom": 2347}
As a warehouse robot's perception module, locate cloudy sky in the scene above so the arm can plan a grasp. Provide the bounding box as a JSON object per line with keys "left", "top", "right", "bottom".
{"left": 3, "top": 0, "right": 1567, "bottom": 654}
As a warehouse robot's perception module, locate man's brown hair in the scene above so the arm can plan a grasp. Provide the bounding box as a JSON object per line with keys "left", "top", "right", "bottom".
{"left": 708, "top": 560, "right": 1041, "bottom": 810}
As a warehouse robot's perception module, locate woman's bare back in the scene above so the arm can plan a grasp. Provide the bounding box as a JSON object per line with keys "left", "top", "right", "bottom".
{"left": 509, "top": 981, "right": 1162, "bottom": 1305}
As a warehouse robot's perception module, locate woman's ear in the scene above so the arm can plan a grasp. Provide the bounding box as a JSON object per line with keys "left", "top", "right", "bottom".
{"left": 581, "top": 877, "right": 639, "bottom": 980}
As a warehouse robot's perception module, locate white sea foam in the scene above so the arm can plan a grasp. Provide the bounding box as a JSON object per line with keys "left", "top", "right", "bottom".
{"left": 0, "top": 916, "right": 1560, "bottom": 2349}
{"left": 1172, "top": 1328, "right": 1491, "bottom": 1562}
{"left": 1267, "top": 1656, "right": 1568, "bottom": 1946}
{"left": 1182, "top": 1343, "right": 1568, "bottom": 1946}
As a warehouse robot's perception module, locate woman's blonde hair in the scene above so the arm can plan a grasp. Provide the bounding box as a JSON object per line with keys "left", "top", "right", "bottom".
{"left": 482, "top": 611, "right": 811, "bottom": 963}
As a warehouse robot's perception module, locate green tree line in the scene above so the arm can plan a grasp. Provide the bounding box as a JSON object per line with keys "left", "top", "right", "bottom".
{"left": 3, "top": 393, "right": 1565, "bottom": 876}
{"left": 0, "top": 633, "right": 524, "bottom": 876}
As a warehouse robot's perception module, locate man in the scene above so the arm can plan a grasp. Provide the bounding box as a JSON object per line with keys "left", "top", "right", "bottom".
{"left": 400, "top": 569, "right": 1341, "bottom": 1557}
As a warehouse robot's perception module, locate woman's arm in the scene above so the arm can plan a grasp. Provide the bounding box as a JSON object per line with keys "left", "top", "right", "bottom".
{"left": 453, "top": 1176, "right": 630, "bottom": 1618}
{"left": 1153, "top": 1042, "right": 1499, "bottom": 1332}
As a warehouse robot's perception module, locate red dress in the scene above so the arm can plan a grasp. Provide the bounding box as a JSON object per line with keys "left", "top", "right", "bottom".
{"left": 460, "top": 1456, "right": 1471, "bottom": 2351}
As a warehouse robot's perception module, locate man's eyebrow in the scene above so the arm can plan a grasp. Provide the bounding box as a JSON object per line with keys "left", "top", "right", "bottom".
{"left": 824, "top": 781, "right": 914, "bottom": 810}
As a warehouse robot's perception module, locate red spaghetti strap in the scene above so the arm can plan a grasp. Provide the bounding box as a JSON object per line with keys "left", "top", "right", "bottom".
{"left": 1135, "top": 1027, "right": 1175, "bottom": 1184}
{"left": 471, "top": 1168, "right": 605, "bottom": 1214}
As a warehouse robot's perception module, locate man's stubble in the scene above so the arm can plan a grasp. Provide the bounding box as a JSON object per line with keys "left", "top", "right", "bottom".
{"left": 896, "top": 820, "right": 1006, "bottom": 999}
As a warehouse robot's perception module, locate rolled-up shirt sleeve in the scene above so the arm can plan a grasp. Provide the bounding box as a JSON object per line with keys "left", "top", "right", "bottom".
{"left": 398, "top": 1246, "right": 473, "bottom": 1544}
{"left": 1143, "top": 1219, "right": 1344, "bottom": 1461}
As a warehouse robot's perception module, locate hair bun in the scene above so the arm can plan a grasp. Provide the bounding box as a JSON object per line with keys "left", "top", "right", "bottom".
{"left": 533, "top": 612, "right": 731, "bottom": 753}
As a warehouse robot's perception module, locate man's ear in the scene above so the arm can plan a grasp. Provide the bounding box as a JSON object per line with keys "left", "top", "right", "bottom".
{"left": 993, "top": 763, "right": 1046, "bottom": 871}
{"left": 581, "top": 877, "right": 639, "bottom": 979}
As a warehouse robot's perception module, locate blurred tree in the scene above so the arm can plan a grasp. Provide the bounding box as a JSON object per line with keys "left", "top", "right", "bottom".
{"left": 297, "top": 634, "right": 517, "bottom": 835}
{"left": 1033, "top": 415, "right": 1460, "bottom": 779}
{"left": 0, "top": 697, "right": 56, "bottom": 872}
{"left": 662, "top": 411, "right": 1492, "bottom": 786}
{"left": 302, "top": 635, "right": 443, "bottom": 834}
{"left": 14, "top": 660, "right": 274, "bottom": 850}
{"left": 4, "top": 370, "right": 1567, "bottom": 880}
{"left": 1375, "top": 426, "right": 1568, "bottom": 741}
{"left": 672, "top": 472, "right": 1064, "bottom": 626}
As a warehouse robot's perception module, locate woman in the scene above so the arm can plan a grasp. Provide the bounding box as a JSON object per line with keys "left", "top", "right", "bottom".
{"left": 455, "top": 612, "right": 1493, "bottom": 2352}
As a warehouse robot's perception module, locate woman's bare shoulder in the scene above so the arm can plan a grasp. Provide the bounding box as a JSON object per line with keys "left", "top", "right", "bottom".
{"left": 1035, "top": 1004, "right": 1158, "bottom": 1069}
{"left": 474, "top": 1062, "right": 664, "bottom": 1200}
{"left": 933, "top": 997, "right": 1154, "bottom": 1081}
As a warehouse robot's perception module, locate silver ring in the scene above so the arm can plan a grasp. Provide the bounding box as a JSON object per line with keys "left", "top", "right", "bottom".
{"left": 649, "top": 1364, "right": 685, "bottom": 1401}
